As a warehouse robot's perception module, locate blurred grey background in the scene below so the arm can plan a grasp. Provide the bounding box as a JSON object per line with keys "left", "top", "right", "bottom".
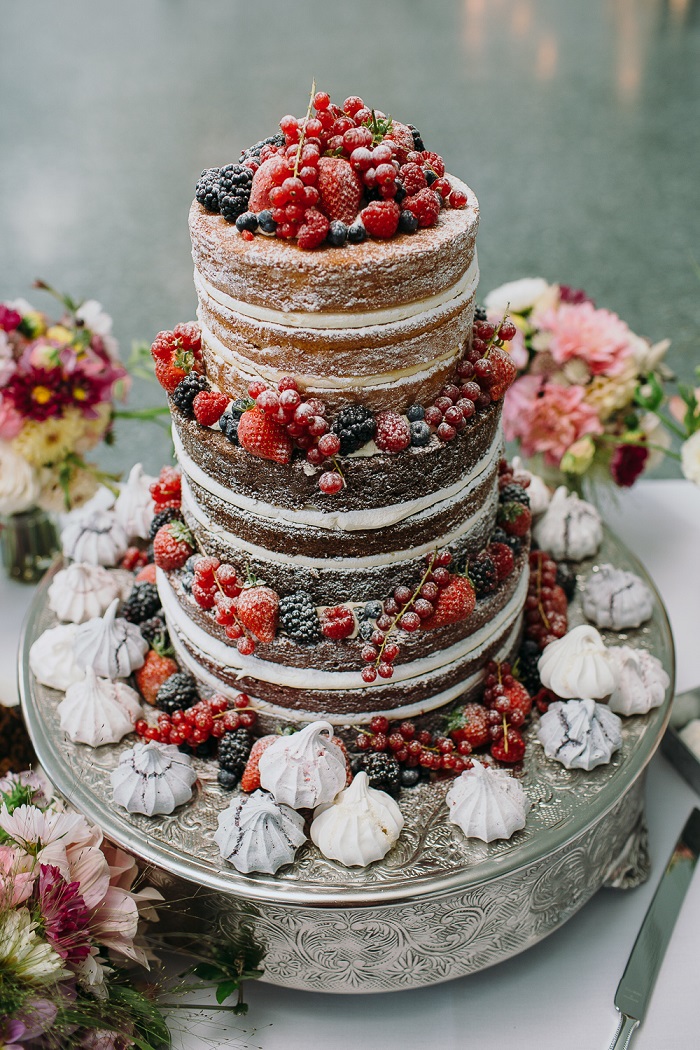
{"left": 1, "top": 0, "right": 699, "bottom": 477}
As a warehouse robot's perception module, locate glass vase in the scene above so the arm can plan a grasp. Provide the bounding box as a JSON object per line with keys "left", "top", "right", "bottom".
{"left": 0, "top": 507, "right": 59, "bottom": 582}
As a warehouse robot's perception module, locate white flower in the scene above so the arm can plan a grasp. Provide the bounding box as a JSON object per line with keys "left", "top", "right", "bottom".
{"left": 485, "top": 277, "right": 551, "bottom": 314}
{"left": 681, "top": 430, "right": 700, "bottom": 486}
{"left": 75, "top": 300, "right": 113, "bottom": 337}
{"left": 0, "top": 908, "right": 70, "bottom": 984}
{"left": 0, "top": 440, "right": 41, "bottom": 515}
{"left": 0, "top": 331, "right": 14, "bottom": 386}
{"left": 630, "top": 334, "right": 670, "bottom": 373}
{"left": 639, "top": 412, "right": 672, "bottom": 470}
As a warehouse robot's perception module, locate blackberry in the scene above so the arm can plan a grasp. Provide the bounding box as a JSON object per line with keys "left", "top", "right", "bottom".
{"left": 239, "top": 134, "right": 284, "bottom": 163}
{"left": 408, "top": 124, "right": 425, "bottom": 152}
{"left": 363, "top": 752, "right": 401, "bottom": 797}
{"left": 181, "top": 571, "right": 194, "bottom": 594}
{"left": 218, "top": 164, "right": 254, "bottom": 223}
{"left": 406, "top": 404, "right": 425, "bottom": 422}
{"left": 279, "top": 590, "right": 321, "bottom": 644}
{"left": 556, "top": 563, "right": 577, "bottom": 601}
{"left": 235, "top": 211, "right": 258, "bottom": 233}
{"left": 399, "top": 209, "right": 418, "bottom": 234}
{"left": 327, "top": 220, "right": 348, "bottom": 247}
{"left": 155, "top": 673, "right": 199, "bottom": 714}
{"left": 410, "top": 420, "right": 431, "bottom": 447}
{"left": 491, "top": 526, "right": 522, "bottom": 557}
{"left": 140, "top": 616, "right": 170, "bottom": 650}
{"left": 172, "top": 373, "right": 210, "bottom": 417}
{"left": 517, "top": 639, "right": 542, "bottom": 695}
{"left": 468, "top": 554, "right": 498, "bottom": 598}
{"left": 360, "top": 600, "right": 383, "bottom": 621}
{"left": 347, "top": 221, "right": 367, "bottom": 244}
{"left": 149, "top": 506, "right": 182, "bottom": 540}
{"left": 195, "top": 167, "right": 221, "bottom": 212}
{"left": 499, "top": 483, "right": 530, "bottom": 506}
{"left": 257, "top": 209, "right": 277, "bottom": 235}
{"left": 474, "top": 305, "right": 487, "bottom": 323}
{"left": 217, "top": 728, "right": 253, "bottom": 779}
{"left": 331, "top": 405, "right": 376, "bottom": 455}
{"left": 400, "top": 767, "right": 420, "bottom": 788}
{"left": 358, "top": 620, "right": 374, "bottom": 641}
{"left": 122, "top": 583, "right": 161, "bottom": 624}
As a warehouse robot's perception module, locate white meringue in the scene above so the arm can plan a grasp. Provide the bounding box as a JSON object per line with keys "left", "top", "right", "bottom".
{"left": 48, "top": 562, "right": 122, "bottom": 624}
{"left": 537, "top": 698, "right": 622, "bottom": 770}
{"left": 58, "top": 666, "right": 141, "bottom": 746}
{"left": 533, "top": 486, "right": 603, "bottom": 561}
{"left": 61, "top": 510, "right": 128, "bottom": 567}
{"left": 607, "top": 646, "right": 670, "bottom": 716}
{"left": 74, "top": 598, "right": 148, "bottom": 679}
{"left": 581, "top": 564, "right": 654, "bottom": 631}
{"left": 29, "top": 623, "right": 84, "bottom": 692}
{"left": 258, "top": 721, "right": 347, "bottom": 809}
{"left": 114, "top": 463, "right": 156, "bottom": 542}
{"left": 111, "top": 741, "right": 196, "bottom": 815}
{"left": 538, "top": 624, "right": 616, "bottom": 700}
{"left": 511, "top": 457, "right": 551, "bottom": 517}
{"left": 310, "top": 772, "right": 404, "bottom": 866}
{"left": 215, "top": 790, "right": 307, "bottom": 874}
{"left": 446, "top": 761, "right": 530, "bottom": 842}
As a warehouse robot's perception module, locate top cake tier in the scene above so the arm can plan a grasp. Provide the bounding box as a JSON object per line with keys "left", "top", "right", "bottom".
{"left": 190, "top": 178, "right": 479, "bottom": 413}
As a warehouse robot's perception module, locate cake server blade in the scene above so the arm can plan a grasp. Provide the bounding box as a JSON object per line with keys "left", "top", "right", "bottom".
{"left": 608, "top": 807, "right": 700, "bottom": 1050}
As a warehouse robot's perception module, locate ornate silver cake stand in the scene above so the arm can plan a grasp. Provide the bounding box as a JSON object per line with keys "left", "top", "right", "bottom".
{"left": 19, "top": 528, "right": 673, "bottom": 994}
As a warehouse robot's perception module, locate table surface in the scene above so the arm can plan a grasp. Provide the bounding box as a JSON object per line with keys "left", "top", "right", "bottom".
{"left": 2, "top": 478, "right": 699, "bottom": 1049}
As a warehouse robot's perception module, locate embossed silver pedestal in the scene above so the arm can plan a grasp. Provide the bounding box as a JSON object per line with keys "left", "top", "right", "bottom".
{"left": 19, "top": 530, "right": 673, "bottom": 993}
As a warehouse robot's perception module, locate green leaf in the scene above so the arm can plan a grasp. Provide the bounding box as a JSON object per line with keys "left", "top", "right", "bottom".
{"left": 192, "top": 962, "right": 226, "bottom": 981}
{"left": 634, "top": 374, "right": 664, "bottom": 412}
{"left": 215, "top": 979, "right": 240, "bottom": 1005}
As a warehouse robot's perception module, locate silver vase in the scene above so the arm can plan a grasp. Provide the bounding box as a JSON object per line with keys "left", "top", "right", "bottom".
{"left": 0, "top": 507, "right": 59, "bottom": 582}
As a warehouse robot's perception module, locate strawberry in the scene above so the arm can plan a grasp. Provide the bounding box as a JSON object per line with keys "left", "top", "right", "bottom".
{"left": 236, "top": 585, "right": 279, "bottom": 643}
{"left": 193, "top": 390, "right": 229, "bottom": 427}
{"left": 497, "top": 502, "right": 532, "bottom": 538}
{"left": 297, "top": 207, "right": 330, "bottom": 250}
{"left": 135, "top": 649, "right": 179, "bottom": 706}
{"left": 484, "top": 345, "right": 517, "bottom": 401}
{"left": 120, "top": 546, "right": 149, "bottom": 572}
{"left": 490, "top": 725, "right": 526, "bottom": 764}
{"left": 499, "top": 681, "right": 533, "bottom": 721}
{"left": 486, "top": 542, "right": 515, "bottom": 582}
{"left": 149, "top": 467, "right": 181, "bottom": 509}
{"left": 317, "top": 157, "right": 363, "bottom": 225}
{"left": 237, "top": 407, "right": 293, "bottom": 465}
{"left": 445, "top": 702, "right": 490, "bottom": 748}
{"left": 248, "top": 156, "right": 289, "bottom": 212}
{"left": 153, "top": 521, "right": 195, "bottom": 571}
{"left": 135, "top": 563, "right": 158, "bottom": 584}
{"left": 420, "top": 576, "right": 476, "bottom": 629}
{"left": 240, "top": 734, "right": 277, "bottom": 792}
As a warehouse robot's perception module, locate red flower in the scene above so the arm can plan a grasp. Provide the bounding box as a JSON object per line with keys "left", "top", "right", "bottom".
{"left": 0, "top": 304, "right": 22, "bottom": 332}
{"left": 3, "top": 366, "right": 68, "bottom": 421}
{"left": 610, "top": 443, "right": 648, "bottom": 487}
{"left": 36, "top": 863, "right": 92, "bottom": 965}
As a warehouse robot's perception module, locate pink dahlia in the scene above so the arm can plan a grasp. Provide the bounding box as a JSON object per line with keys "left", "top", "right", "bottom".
{"left": 0, "top": 846, "right": 34, "bottom": 907}
{"left": 503, "top": 376, "right": 603, "bottom": 466}
{"left": 36, "top": 863, "right": 92, "bottom": 965}
{"left": 539, "top": 301, "right": 633, "bottom": 377}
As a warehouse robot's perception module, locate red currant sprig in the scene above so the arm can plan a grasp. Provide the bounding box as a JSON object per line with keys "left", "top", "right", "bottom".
{"left": 524, "top": 551, "right": 568, "bottom": 650}
{"left": 354, "top": 716, "right": 473, "bottom": 773}
{"left": 135, "top": 693, "right": 258, "bottom": 749}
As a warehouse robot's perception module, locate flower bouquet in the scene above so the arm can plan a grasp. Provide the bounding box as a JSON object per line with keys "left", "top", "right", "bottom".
{"left": 0, "top": 285, "right": 127, "bottom": 517}
{"left": 485, "top": 277, "right": 700, "bottom": 491}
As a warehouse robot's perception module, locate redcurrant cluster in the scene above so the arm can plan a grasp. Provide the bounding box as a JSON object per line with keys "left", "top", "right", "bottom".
{"left": 360, "top": 551, "right": 452, "bottom": 682}
{"left": 247, "top": 377, "right": 343, "bottom": 494}
{"left": 525, "top": 551, "right": 569, "bottom": 649}
{"left": 149, "top": 465, "right": 182, "bottom": 512}
{"left": 135, "top": 693, "right": 257, "bottom": 748}
{"left": 354, "top": 716, "right": 474, "bottom": 774}
{"left": 190, "top": 556, "right": 258, "bottom": 656}
{"left": 482, "top": 660, "right": 533, "bottom": 727}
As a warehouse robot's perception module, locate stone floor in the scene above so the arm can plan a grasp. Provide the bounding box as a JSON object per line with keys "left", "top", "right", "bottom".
{"left": 1, "top": 0, "right": 699, "bottom": 475}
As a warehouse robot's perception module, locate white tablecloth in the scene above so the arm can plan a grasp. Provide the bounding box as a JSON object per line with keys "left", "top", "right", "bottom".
{"left": 2, "top": 480, "right": 699, "bottom": 1049}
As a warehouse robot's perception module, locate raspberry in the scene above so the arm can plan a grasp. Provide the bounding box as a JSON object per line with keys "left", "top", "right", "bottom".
{"left": 402, "top": 188, "right": 441, "bottom": 228}
{"left": 360, "top": 200, "right": 400, "bottom": 239}
{"left": 421, "top": 151, "right": 445, "bottom": 177}
{"left": 193, "top": 391, "right": 229, "bottom": 427}
{"left": 297, "top": 207, "right": 330, "bottom": 250}
{"left": 486, "top": 542, "right": 515, "bottom": 581}
{"left": 320, "top": 605, "right": 356, "bottom": 640}
{"left": 399, "top": 162, "right": 427, "bottom": 196}
{"left": 374, "top": 410, "right": 411, "bottom": 453}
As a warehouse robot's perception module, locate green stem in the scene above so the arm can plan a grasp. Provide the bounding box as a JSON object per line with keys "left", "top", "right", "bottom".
{"left": 596, "top": 433, "right": 681, "bottom": 460}
{"left": 114, "top": 407, "right": 171, "bottom": 420}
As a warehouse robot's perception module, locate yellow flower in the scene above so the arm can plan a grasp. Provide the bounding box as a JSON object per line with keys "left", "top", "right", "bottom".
{"left": 45, "top": 324, "right": 72, "bottom": 345}
{"left": 12, "top": 411, "right": 85, "bottom": 467}
{"left": 560, "top": 435, "right": 596, "bottom": 474}
{"left": 583, "top": 364, "right": 638, "bottom": 422}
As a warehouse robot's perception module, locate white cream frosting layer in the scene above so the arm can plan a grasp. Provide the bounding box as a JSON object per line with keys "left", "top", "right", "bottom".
{"left": 180, "top": 475, "right": 494, "bottom": 573}
{"left": 194, "top": 253, "right": 479, "bottom": 331}
{"left": 168, "top": 616, "right": 521, "bottom": 726}
{"left": 174, "top": 425, "right": 501, "bottom": 533}
{"left": 157, "top": 567, "right": 528, "bottom": 693}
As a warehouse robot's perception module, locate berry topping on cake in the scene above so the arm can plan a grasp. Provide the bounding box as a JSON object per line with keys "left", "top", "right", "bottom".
{"left": 360, "top": 200, "right": 401, "bottom": 239}
{"left": 279, "top": 590, "right": 322, "bottom": 644}
{"left": 149, "top": 466, "right": 181, "bottom": 510}
{"left": 236, "top": 585, "right": 279, "bottom": 644}
{"left": 486, "top": 541, "right": 515, "bottom": 582}
{"left": 467, "top": 553, "right": 498, "bottom": 598}
{"left": 171, "top": 373, "right": 210, "bottom": 417}
{"left": 374, "top": 410, "right": 411, "bottom": 452}
{"left": 330, "top": 404, "right": 376, "bottom": 455}
{"left": 237, "top": 407, "right": 293, "bottom": 465}
{"left": 401, "top": 188, "right": 441, "bottom": 228}
{"left": 497, "top": 501, "right": 532, "bottom": 538}
{"left": 490, "top": 724, "right": 526, "bottom": 764}
{"left": 445, "top": 703, "right": 490, "bottom": 749}
{"left": 155, "top": 672, "right": 199, "bottom": 715}
{"left": 195, "top": 167, "right": 221, "bottom": 213}
{"left": 153, "top": 521, "right": 195, "bottom": 570}
{"left": 420, "top": 575, "right": 476, "bottom": 630}
{"left": 317, "top": 156, "right": 364, "bottom": 225}
{"left": 320, "top": 605, "right": 356, "bottom": 640}
{"left": 122, "top": 583, "right": 161, "bottom": 624}
{"left": 135, "top": 649, "right": 179, "bottom": 707}
{"left": 193, "top": 390, "right": 229, "bottom": 427}
{"left": 150, "top": 324, "right": 204, "bottom": 394}
{"left": 218, "top": 163, "right": 254, "bottom": 223}
{"left": 148, "top": 506, "right": 182, "bottom": 540}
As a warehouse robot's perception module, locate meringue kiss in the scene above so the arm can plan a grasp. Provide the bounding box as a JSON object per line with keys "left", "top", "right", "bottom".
{"left": 311, "top": 772, "right": 404, "bottom": 866}
{"left": 538, "top": 624, "right": 615, "bottom": 700}
{"left": 258, "top": 721, "right": 347, "bottom": 809}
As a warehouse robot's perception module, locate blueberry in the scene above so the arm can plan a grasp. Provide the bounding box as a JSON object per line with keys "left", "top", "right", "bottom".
{"left": 181, "top": 571, "right": 194, "bottom": 594}
{"left": 347, "top": 221, "right": 367, "bottom": 244}
{"left": 361, "top": 600, "right": 383, "bottom": 621}
{"left": 399, "top": 210, "right": 419, "bottom": 234}
{"left": 327, "top": 220, "right": 348, "bottom": 247}
{"left": 358, "top": 620, "right": 374, "bottom": 641}
{"left": 425, "top": 169, "right": 438, "bottom": 185}
{"left": 410, "top": 420, "right": 431, "bottom": 447}
{"left": 257, "top": 209, "right": 277, "bottom": 234}
{"left": 219, "top": 412, "right": 239, "bottom": 445}
{"left": 406, "top": 404, "right": 425, "bottom": 422}
{"left": 394, "top": 184, "right": 406, "bottom": 204}
{"left": 217, "top": 769, "right": 239, "bottom": 790}
{"left": 400, "top": 768, "right": 420, "bottom": 788}
{"left": 184, "top": 555, "right": 199, "bottom": 573}
{"left": 235, "top": 211, "right": 258, "bottom": 233}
